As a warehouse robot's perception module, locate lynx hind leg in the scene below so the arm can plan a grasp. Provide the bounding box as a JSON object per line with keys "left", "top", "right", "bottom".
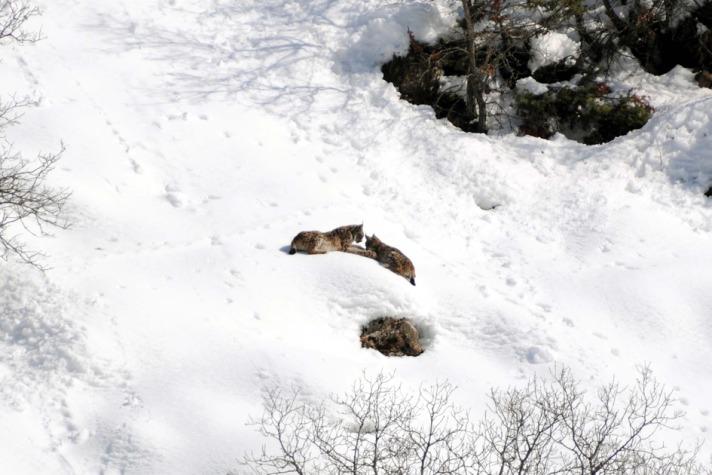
{"left": 291, "top": 244, "right": 326, "bottom": 255}
{"left": 291, "top": 232, "right": 326, "bottom": 255}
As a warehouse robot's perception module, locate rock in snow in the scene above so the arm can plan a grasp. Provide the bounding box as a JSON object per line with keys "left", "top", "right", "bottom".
{"left": 360, "top": 317, "right": 424, "bottom": 357}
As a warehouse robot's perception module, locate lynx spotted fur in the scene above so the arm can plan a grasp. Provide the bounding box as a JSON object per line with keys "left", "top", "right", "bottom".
{"left": 289, "top": 224, "right": 364, "bottom": 255}
{"left": 365, "top": 234, "right": 416, "bottom": 286}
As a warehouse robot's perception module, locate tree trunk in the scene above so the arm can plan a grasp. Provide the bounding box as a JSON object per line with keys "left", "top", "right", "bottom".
{"left": 602, "top": 0, "right": 627, "bottom": 32}
{"left": 461, "top": 0, "right": 488, "bottom": 133}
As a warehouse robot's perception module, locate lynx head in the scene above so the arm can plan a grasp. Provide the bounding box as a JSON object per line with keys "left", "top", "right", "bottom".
{"left": 365, "top": 234, "right": 381, "bottom": 250}
{"left": 352, "top": 223, "right": 364, "bottom": 243}
{"left": 334, "top": 224, "right": 364, "bottom": 243}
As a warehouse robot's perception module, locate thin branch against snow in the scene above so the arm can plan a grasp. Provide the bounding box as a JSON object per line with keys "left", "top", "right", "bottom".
{"left": 0, "top": 0, "right": 41, "bottom": 44}
{"left": 0, "top": 141, "right": 70, "bottom": 269}
{"left": 241, "top": 368, "right": 709, "bottom": 474}
{"left": 0, "top": 1, "right": 67, "bottom": 269}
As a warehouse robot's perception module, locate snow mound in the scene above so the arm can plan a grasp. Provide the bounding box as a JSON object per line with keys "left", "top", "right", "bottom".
{"left": 529, "top": 31, "right": 580, "bottom": 72}
{"left": 0, "top": 268, "right": 87, "bottom": 407}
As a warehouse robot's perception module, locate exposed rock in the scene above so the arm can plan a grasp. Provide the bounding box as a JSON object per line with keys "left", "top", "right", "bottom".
{"left": 360, "top": 317, "right": 424, "bottom": 357}
{"left": 705, "top": 186, "right": 712, "bottom": 197}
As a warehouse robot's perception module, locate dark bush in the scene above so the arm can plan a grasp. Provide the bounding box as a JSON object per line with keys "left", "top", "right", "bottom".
{"left": 516, "top": 83, "right": 653, "bottom": 144}
{"left": 587, "top": 93, "right": 655, "bottom": 144}
{"left": 498, "top": 40, "right": 532, "bottom": 88}
{"left": 532, "top": 57, "right": 580, "bottom": 83}
{"left": 515, "top": 90, "right": 558, "bottom": 138}
{"left": 382, "top": 33, "right": 478, "bottom": 132}
{"left": 433, "top": 37, "right": 468, "bottom": 76}
{"left": 432, "top": 92, "right": 480, "bottom": 132}
{"left": 594, "top": 1, "right": 712, "bottom": 76}
{"left": 381, "top": 32, "right": 441, "bottom": 106}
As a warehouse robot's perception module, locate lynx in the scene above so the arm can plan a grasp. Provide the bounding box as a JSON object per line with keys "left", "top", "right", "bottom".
{"left": 365, "top": 234, "right": 416, "bottom": 286}
{"left": 289, "top": 224, "right": 365, "bottom": 255}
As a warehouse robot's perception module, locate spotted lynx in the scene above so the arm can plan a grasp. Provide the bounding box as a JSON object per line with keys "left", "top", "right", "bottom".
{"left": 289, "top": 224, "right": 365, "bottom": 255}
{"left": 365, "top": 234, "right": 416, "bottom": 286}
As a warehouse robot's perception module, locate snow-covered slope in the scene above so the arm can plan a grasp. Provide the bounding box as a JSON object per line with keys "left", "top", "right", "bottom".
{"left": 1, "top": 0, "right": 711, "bottom": 472}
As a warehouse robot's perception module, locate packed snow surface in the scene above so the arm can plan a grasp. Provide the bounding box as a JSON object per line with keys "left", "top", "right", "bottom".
{"left": 1, "top": 0, "right": 712, "bottom": 473}
{"left": 528, "top": 31, "right": 580, "bottom": 72}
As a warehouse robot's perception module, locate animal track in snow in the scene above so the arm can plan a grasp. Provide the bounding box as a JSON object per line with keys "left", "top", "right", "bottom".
{"left": 524, "top": 346, "right": 553, "bottom": 364}
{"left": 0, "top": 268, "right": 125, "bottom": 458}
{"left": 130, "top": 159, "right": 142, "bottom": 174}
{"left": 16, "top": 56, "right": 40, "bottom": 86}
{"left": 167, "top": 112, "right": 188, "bottom": 121}
{"left": 164, "top": 184, "right": 186, "bottom": 208}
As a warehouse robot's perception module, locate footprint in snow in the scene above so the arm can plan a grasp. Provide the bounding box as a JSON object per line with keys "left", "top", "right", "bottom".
{"left": 130, "top": 159, "right": 142, "bottom": 174}
{"left": 165, "top": 192, "right": 183, "bottom": 208}
{"left": 167, "top": 112, "right": 188, "bottom": 121}
{"left": 164, "top": 184, "right": 185, "bottom": 208}
{"left": 403, "top": 227, "right": 419, "bottom": 240}
{"left": 524, "top": 346, "right": 553, "bottom": 364}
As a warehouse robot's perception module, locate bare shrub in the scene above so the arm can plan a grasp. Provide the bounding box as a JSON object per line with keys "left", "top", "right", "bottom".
{"left": 241, "top": 367, "right": 708, "bottom": 474}
{"left": 0, "top": 1, "right": 68, "bottom": 268}
{"left": 0, "top": 0, "right": 41, "bottom": 44}
{"left": 455, "top": 0, "right": 556, "bottom": 132}
{"left": 515, "top": 85, "right": 654, "bottom": 143}
{"left": 550, "top": 367, "right": 699, "bottom": 475}
{"left": 0, "top": 140, "right": 68, "bottom": 267}
{"left": 472, "top": 375, "right": 563, "bottom": 474}
{"left": 242, "top": 373, "right": 472, "bottom": 474}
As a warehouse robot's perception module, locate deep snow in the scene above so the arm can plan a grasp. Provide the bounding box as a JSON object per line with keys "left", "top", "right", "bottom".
{"left": 1, "top": 0, "right": 712, "bottom": 473}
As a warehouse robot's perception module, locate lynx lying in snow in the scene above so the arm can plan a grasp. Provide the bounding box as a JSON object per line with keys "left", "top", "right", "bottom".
{"left": 289, "top": 224, "right": 365, "bottom": 255}
{"left": 365, "top": 234, "right": 416, "bottom": 286}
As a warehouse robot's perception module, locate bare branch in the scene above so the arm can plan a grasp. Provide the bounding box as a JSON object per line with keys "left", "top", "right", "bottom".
{"left": 0, "top": 0, "right": 41, "bottom": 44}
{"left": 241, "top": 367, "right": 708, "bottom": 474}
